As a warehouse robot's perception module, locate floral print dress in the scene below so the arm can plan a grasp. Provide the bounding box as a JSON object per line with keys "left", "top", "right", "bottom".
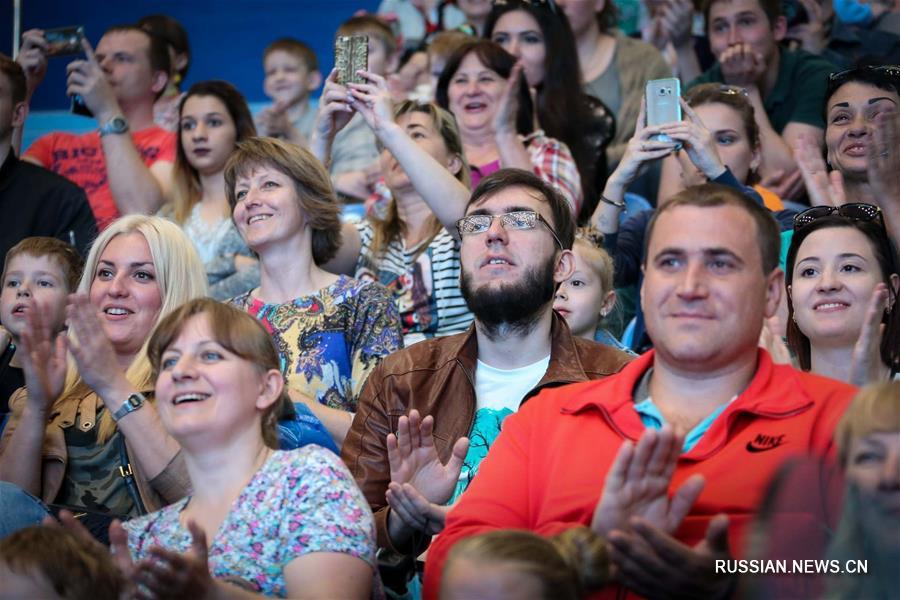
{"left": 124, "top": 447, "right": 379, "bottom": 597}
{"left": 230, "top": 275, "right": 403, "bottom": 412}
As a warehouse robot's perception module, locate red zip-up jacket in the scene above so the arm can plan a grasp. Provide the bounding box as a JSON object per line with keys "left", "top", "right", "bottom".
{"left": 423, "top": 350, "right": 856, "bottom": 599}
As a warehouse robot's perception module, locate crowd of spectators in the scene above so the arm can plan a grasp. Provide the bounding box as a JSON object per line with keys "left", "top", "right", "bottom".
{"left": 0, "top": 0, "right": 898, "bottom": 598}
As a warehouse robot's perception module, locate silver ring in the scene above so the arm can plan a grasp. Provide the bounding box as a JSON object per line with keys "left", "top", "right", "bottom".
{"left": 881, "top": 151, "right": 890, "bottom": 157}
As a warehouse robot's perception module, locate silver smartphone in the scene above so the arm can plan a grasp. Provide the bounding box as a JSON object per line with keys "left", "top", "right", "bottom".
{"left": 645, "top": 78, "right": 682, "bottom": 146}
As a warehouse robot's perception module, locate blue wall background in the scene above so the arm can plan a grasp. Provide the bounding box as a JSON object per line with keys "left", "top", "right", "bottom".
{"left": 1, "top": 0, "right": 381, "bottom": 111}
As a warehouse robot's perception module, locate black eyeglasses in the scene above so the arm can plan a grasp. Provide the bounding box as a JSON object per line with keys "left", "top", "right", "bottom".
{"left": 826, "top": 65, "right": 900, "bottom": 97}
{"left": 492, "top": 0, "right": 559, "bottom": 15}
{"left": 793, "top": 203, "right": 885, "bottom": 231}
{"left": 457, "top": 210, "right": 563, "bottom": 248}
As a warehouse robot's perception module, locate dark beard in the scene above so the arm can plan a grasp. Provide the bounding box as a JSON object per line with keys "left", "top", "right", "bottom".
{"left": 460, "top": 257, "right": 557, "bottom": 341}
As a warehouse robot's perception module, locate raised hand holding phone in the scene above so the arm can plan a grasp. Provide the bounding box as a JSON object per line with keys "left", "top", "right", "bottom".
{"left": 645, "top": 78, "right": 683, "bottom": 147}
{"left": 66, "top": 38, "right": 120, "bottom": 121}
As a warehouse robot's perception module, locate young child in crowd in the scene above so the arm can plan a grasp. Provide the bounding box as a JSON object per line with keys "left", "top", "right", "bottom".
{"left": 326, "top": 15, "right": 402, "bottom": 201}
{"left": 553, "top": 230, "right": 630, "bottom": 351}
{"left": 256, "top": 38, "right": 323, "bottom": 147}
{"left": 0, "top": 525, "right": 126, "bottom": 600}
{"left": 0, "top": 237, "right": 83, "bottom": 416}
{"left": 440, "top": 527, "right": 609, "bottom": 600}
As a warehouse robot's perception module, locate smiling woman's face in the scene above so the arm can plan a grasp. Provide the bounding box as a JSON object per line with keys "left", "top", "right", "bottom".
{"left": 89, "top": 232, "right": 163, "bottom": 361}
{"left": 790, "top": 226, "right": 887, "bottom": 349}
{"left": 447, "top": 52, "right": 507, "bottom": 135}
{"left": 825, "top": 81, "right": 900, "bottom": 178}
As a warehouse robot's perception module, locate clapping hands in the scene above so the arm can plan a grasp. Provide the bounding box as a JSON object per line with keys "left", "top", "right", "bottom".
{"left": 18, "top": 305, "right": 68, "bottom": 415}
{"left": 592, "top": 428, "right": 735, "bottom": 599}
{"left": 385, "top": 410, "right": 469, "bottom": 538}
{"left": 47, "top": 510, "right": 218, "bottom": 600}
{"left": 592, "top": 427, "right": 704, "bottom": 537}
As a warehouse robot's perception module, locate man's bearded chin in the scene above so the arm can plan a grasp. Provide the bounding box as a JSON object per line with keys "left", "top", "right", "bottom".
{"left": 461, "top": 258, "right": 557, "bottom": 342}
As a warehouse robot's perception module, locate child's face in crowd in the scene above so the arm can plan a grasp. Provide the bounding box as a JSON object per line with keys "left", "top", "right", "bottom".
{"left": 678, "top": 102, "right": 758, "bottom": 186}
{"left": 264, "top": 50, "right": 317, "bottom": 105}
{"left": 380, "top": 111, "right": 460, "bottom": 192}
{"left": 825, "top": 81, "right": 900, "bottom": 178}
{"left": 441, "top": 558, "right": 545, "bottom": 600}
{"left": 447, "top": 53, "right": 507, "bottom": 134}
{"left": 155, "top": 313, "right": 278, "bottom": 447}
{"left": 362, "top": 34, "right": 394, "bottom": 77}
{"left": 180, "top": 95, "right": 238, "bottom": 176}
{"left": 491, "top": 10, "right": 546, "bottom": 87}
{"left": 89, "top": 233, "right": 163, "bottom": 360}
{"left": 0, "top": 254, "right": 69, "bottom": 340}
{"left": 707, "top": 0, "right": 782, "bottom": 65}
{"left": 790, "top": 226, "right": 893, "bottom": 348}
{"left": 554, "top": 246, "right": 611, "bottom": 338}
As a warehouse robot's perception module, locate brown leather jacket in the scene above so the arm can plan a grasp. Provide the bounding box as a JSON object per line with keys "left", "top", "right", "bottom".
{"left": 341, "top": 313, "right": 633, "bottom": 552}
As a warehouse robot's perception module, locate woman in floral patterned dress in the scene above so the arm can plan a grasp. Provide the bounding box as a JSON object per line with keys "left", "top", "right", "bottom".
{"left": 225, "top": 137, "right": 402, "bottom": 450}
{"left": 121, "top": 298, "right": 378, "bottom": 598}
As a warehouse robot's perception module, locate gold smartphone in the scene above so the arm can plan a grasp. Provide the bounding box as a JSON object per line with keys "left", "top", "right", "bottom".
{"left": 334, "top": 35, "right": 368, "bottom": 85}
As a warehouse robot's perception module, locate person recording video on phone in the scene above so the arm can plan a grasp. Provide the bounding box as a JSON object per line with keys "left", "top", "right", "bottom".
{"left": 589, "top": 83, "right": 796, "bottom": 350}
{"left": 16, "top": 25, "right": 176, "bottom": 230}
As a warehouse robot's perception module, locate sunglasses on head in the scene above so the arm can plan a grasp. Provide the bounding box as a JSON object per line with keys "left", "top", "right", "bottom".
{"left": 826, "top": 65, "right": 900, "bottom": 97}
{"left": 793, "top": 203, "right": 885, "bottom": 231}
{"left": 492, "top": 0, "right": 559, "bottom": 15}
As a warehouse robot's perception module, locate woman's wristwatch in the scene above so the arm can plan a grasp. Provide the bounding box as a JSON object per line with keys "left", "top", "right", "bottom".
{"left": 112, "top": 392, "right": 146, "bottom": 422}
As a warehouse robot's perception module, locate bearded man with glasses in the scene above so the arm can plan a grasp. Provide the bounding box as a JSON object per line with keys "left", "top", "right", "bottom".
{"left": 340, "top": 168, "right": 632, "bottom": 594}
{"left": 424, "top": 183, "right": 857, "bottom": 600}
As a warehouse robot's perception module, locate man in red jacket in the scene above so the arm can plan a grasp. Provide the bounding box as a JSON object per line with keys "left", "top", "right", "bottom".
{"left": 424, "top": 183, "right": 857, "bottom": 599}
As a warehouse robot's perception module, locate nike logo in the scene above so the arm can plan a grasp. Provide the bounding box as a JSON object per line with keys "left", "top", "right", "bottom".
{"left": 746, "top": 433, "right": 787, "bottom": 453}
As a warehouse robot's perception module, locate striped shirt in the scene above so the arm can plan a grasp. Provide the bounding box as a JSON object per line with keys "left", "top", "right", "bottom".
{"left": 354, "top": 221, "right": 473, "bottom": 346}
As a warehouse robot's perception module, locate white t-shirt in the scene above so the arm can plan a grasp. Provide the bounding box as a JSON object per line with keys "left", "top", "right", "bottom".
{"left": 451, "top": 354, "right": 551, "bottom": 502}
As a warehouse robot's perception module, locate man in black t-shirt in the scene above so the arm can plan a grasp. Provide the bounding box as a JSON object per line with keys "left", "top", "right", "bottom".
{"left": 0, "top": 54, "right": 97, "bottom": 268}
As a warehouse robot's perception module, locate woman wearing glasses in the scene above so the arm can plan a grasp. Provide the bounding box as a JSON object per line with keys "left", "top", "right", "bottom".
{"left": 785, "top": 204, "right": 899, "bottom": 385}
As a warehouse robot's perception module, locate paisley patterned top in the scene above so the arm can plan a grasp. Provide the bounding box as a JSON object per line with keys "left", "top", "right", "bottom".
{"left": 229, "top": 275, "right": 402, "bottom": 412}
{"left": 124, "top": 448, "right": 378, "bottom": 598}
